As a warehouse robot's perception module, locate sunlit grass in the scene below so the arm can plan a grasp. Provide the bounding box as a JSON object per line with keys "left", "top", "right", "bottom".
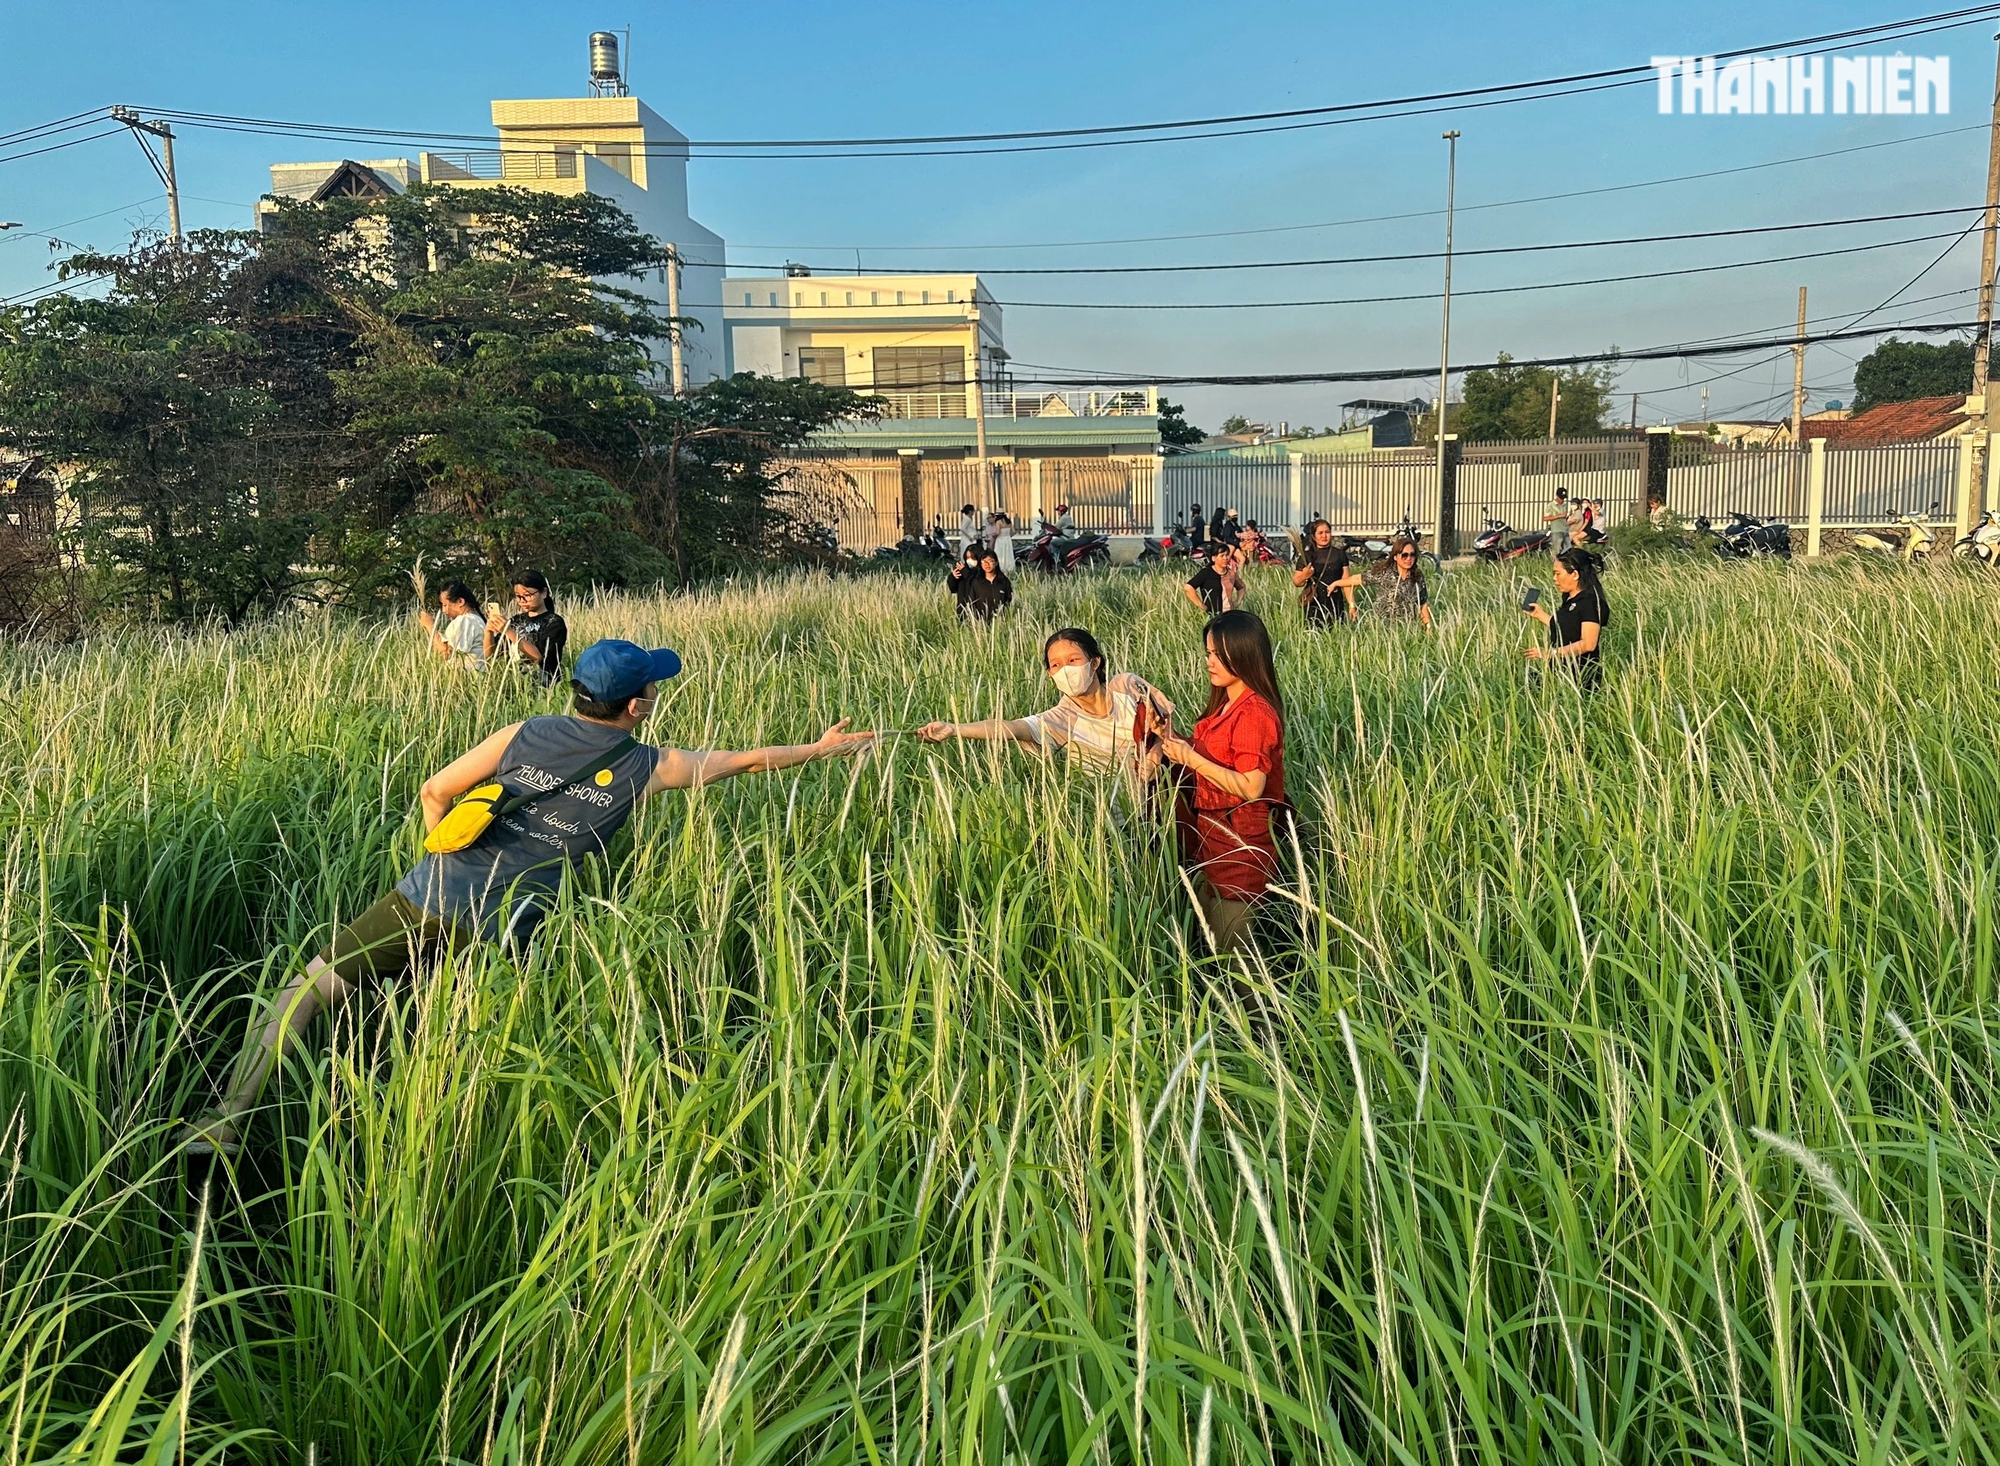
{"left": 4, "top": 556, "right": 1999, "bottom": 1463}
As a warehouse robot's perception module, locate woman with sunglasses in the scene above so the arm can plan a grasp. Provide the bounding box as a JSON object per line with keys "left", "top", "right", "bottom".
{"left": 1159, "top": 610, "right": 1288, "bottom": 955}
{"left": 1369, "top": 536, "right": 1433, "bottom": 628}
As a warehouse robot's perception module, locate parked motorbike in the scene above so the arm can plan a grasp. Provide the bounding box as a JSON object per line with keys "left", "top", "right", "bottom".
{"left": 1138, "top": 518, "right": 1198, "bottom": 565}
{"left": 1471, "top": 509, "right": 1551, "bottom": 564}
{"left": 1023, "top": 521, "right": 1112, "bottom": 573}
{"left": 1704, "top": 510, "right": 1792, "bottom": 560}
{"left": 873, "top": 519, "right": 952, "bottom": 563}
{"left": 1852, "top": 508, "right": 1936, "bottom": 565}
{"left": 1954, "top": 508, "right": 2000, "bottom": 564}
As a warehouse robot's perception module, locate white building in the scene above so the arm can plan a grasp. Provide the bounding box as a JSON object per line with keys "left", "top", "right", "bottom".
{"left": 257, "top": 82, "right": 726, "bottom": 385}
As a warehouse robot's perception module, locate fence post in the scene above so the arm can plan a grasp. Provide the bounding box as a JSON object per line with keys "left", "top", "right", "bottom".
{"left": 1287, "top": 454, "right": 1303, "bottom": 529}
{"left": 1151, "top": 451, "right": 1165, "bottom": 538}
{"left": 897, "top": 449, "right": 921, "bottom": 538}
{"left": 1988, "top": 432, "right": 2000, "bottom": 514}
{"left": 1805, "top": 435, "right": 1826, "bottom": 558}
{"left": 1958, "top": 435, "right": 1979, "bottom": 539}
{"left": 1438, "top": 435, "right": 1461, "bottom": 556}
{"left": 1029, "top": 457, "right": 1043, "bottom": 528}
{"left": 1644, "top": 427, "right": 1671, "bottom": 516}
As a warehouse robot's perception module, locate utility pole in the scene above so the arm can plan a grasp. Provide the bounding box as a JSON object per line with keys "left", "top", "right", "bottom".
{"left": 1544, "top": 376, "right": 1562, "bottom": 478}
{"left": 110, "top": 107, "right": 180, "bottom": 243}
{"left": 1790, "top": 285, "right": 1809, "bottom": 442}
{"left": 1630, "top": 392, "right": 1638, "bottom": 430}
{"left": 971, "top": 310, "right": 990, "bottom": 476}
{"left": 665, "top": 245, "right": 685, "bottom": 394}
{"left": 1435, "top": 130, "right": 1459, "bottom": 518}
{"left": 1972, "top": 34, "right": 2000, "bottom": 483}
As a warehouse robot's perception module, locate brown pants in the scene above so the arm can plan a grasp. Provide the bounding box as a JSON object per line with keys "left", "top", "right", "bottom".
{"left": 323, "top": 890, "right": 468, "bottom": 985}
{"left": 1192, "top": 874, "right": 1258, "bottom": 955}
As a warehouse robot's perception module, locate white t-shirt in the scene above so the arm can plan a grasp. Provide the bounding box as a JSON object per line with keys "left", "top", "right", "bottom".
{"left": 443, "top": 611, "right": 487, "bottom": 666}
{"left": 1023, "top": 672, "right": 1172, "bottom": 774}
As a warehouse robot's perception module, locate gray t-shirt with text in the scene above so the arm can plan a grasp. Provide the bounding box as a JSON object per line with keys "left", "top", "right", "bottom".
{"left": 398, "top": 715, "right": 661, "bottom": 943}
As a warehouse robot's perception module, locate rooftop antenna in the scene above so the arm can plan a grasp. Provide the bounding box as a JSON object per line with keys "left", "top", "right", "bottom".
{"left": 588, "top": 32, "right": 628, "bottom": 97}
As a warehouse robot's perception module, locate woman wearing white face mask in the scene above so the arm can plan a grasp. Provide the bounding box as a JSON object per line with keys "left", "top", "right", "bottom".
{"left": 917, "top": 627, "right": 1173, "bottom": 780}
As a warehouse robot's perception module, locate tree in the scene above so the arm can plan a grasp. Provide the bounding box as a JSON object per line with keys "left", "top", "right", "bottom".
{"left": 1449, "top": 355, "right": 1617, "bottom": 442}
{"left": 1156, "top": 396, "right": 1205, "bottom": 447}
{"left": 0, "top": 186, "right": 877, "bottom": 620}
{"left": 1852, "top": 338, "right": 1972, "bottom": 413}
{"left": 1219, "top": 414, "right": 1253, "bottom": 436}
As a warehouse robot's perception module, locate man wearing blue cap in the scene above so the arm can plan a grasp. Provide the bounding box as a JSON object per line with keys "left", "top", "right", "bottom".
{"left": 183, "top": 638, "right": 872, "bottom": 1155}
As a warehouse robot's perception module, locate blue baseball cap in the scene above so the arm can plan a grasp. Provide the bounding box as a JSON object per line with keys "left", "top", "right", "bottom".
{"left": 572, "top": 639, "right": 682, "bottom": 703}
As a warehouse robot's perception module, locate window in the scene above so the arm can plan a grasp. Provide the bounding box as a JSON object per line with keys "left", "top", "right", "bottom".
{"left": 896, "top": 291, "right": 905, "bottom": 305}
{"left": 819, "top": 291, "right": 828, "bottom": 306}
{"left": 589, "top": 142, "right": 634, "bottom": 180}
{"left": 870, "top": 291, "right": 880, "bottom": 305}
{"left": 794, "top": 292, "right": 804, "bottom": 306}
{"left": 872, "top": 346, "right": 966, "bottom": 388}
{"left": 947, "top": 290, "right": 957, "bottom": 304}
{"left": 797, "top": 346, "right": 846, "bottom": 386}
{"left": 845, "top": 291, "right": 854, "bottom": 306}
{"left": 921, "top": 290, "right": 931, "bottom": 304}
{"left": 743, "top": 292, "right": 753, "bottom": 306}
{"left": 769, "top": 292, "right": 779, "bottom": 307}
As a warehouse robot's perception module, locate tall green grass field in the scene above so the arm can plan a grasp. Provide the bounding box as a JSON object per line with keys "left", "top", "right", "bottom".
{"left": 3, "top": 559, "right": 1998, "bottom": 1464}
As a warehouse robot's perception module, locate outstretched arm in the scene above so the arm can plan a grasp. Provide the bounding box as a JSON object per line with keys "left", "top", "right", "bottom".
{"left": 419, "top": 722, "right": 525, "bottom": 830}
{"left": 918, "top": 717, "right": 1041, "bottom": 749}
{"left": 648, "top": 720, "right": 875, "bottom": 793}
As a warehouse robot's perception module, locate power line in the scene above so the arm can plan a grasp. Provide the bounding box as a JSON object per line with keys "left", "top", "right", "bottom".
{"left": 1008, "top": 318, "right": 1994, "bottom": 387}
{"left": 137, "top": 8, "right": 2000, "bottom": 160}
{"left": 732, "top": 124, "right": 1993, "bottom": 252}
{"left": 980, "top": 226, "right": 1974, "bottom": 309}
{"left": 738, "top": 206, "right": 1980, "bottom": 278}
{"left": 0, "top": 110, "right": 112, "bottom": 149}
{"left": 0, "top": 127, "right": 126, "bottom": 167}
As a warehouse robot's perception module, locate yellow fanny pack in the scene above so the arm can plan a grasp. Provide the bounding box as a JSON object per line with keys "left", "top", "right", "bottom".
{"left": 423, "top": 736, "right": 637, "bottom": 855}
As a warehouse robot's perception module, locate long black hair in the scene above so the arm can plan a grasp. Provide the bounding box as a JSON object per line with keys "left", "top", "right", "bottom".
{"left": 1555, "top": 546, "right": 1606, "bottom": 622}
{"left": 440, "top": 580, "right": 477, "bottom": 611}
{"left": 1201, "top": 610, "right": 1283, "bottom": 724}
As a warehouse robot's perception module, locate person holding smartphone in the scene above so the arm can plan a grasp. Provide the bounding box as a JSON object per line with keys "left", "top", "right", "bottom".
{"left": 485, "top": 571, "right": 569, "bottom": 687}
{"left": 1292, "top": 519, "right": 1361, "bottom": 627}
{"left": 1524, "top": 547, "right": 1609, "bottom": 688}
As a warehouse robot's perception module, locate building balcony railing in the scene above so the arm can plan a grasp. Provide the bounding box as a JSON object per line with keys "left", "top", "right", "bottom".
{"left": 986, "top": 387, "right": 1157, "bottom": 419}
{"left": 867, "top": 385, "right": 1159, "bottom": 421}
{"left": 421, "top": 150, "right": 578, "bottom": 182}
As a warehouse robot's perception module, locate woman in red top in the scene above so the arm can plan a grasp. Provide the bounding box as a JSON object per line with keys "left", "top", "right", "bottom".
{"left": 1161, "top": 610, "right": 1287, "bottom": 954}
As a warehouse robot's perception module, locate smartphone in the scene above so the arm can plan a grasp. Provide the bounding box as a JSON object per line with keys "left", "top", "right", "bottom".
{"left": 1520, "top": 586, "right": 1542, "bottom": 612}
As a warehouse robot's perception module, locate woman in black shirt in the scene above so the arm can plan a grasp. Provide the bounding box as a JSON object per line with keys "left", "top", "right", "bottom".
{"left": 1525, "top": 547, "right": 1608, "bottom": 687}
{"left": 1291, "top": 520, "right": 1360, "bottom": 627}
{"left": 945, "top": 543, "right": 983, "bottom": 615}
{"left": 961, "top": 548, "right": 1014, "bottom": 624}
{"left": 485, "top": 571, "right": 570, "bottom": 687}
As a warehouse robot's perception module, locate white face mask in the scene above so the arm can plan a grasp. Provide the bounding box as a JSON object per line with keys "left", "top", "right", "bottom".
{"left": 1050, "top": 663, "right": 1096, "bottom": 697}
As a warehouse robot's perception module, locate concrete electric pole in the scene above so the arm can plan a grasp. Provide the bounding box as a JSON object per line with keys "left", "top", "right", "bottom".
{"left": 665, "top": 245, "right": 685, "bottom": 394}
{"left": 1790, "top": 286, "right": 1808, "bottom": 442}
{"left": 110, "top": 107, "right": 181, "bottom": 243}
{"left": 1435, "top": 130, "right": 1459, "bottom": 523}
{"left": 1972, "top": 35, "right": 2000, "bottom": 485}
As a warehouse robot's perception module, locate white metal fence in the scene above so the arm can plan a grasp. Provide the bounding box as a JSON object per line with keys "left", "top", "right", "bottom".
{"left": 778, "top": 435, "right": 1999, "bottom": 555}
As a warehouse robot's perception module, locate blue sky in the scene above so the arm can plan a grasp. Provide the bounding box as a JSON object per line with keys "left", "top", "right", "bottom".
{"left": 0, "top": 1, "right": 1990, "bottom": 431}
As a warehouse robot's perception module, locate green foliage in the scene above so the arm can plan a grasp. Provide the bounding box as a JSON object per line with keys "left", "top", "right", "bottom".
{"left": 1155, "top": 395, "right": 1206, "bottom": 447}
{"left": 1219, "top": 412, "right": 1252, "bottom": 435}
{"left": 1605, "top": 506, "right": 1711, "bottom": 559}
{"left": 0, "top": 187, "right": 873, "bottom": 620}
{"left": 1442, "top": 352, "right": 1618, "bottom": 442}
{"left": 4, "top": 562, "right": 2000, "bottom": 1462}
{"left": 1852, "top": 337, "right": 1973, "bottom": 413}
